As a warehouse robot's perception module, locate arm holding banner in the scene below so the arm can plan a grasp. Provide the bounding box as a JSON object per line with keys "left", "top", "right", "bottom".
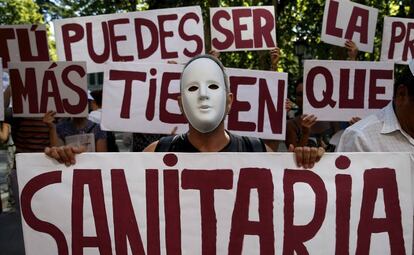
{"left": 270, "top": 47, "right": 280, "bottom": 71}
{"left": 0, "top": 122, "right": 10, "bottom": 143}
{"left": 345, "top": 40, "right": 358, "bottom": 60}
{"left": 43, "top": 111, "right": 62, "bottom": 147}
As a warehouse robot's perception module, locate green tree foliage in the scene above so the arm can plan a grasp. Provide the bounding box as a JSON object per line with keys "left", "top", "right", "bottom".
{"left": 0, "top": 0, "right": 44, "bottom": 24}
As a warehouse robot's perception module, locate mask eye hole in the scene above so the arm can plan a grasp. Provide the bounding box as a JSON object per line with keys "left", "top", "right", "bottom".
{"left": 188, "top": 85, "right": 198, "bottom": 92}
{"left": 209, "top": 84, "right": 219, "bottom": 90}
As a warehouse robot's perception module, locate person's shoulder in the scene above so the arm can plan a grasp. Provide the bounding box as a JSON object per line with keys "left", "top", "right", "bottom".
{"left": 153, "top": 134, "right": 183, "bottom": 152}
{"left": 143, "top": 140, "right": 159, "bottom": 152}
{"left": 229, "top": 132, "right": 266, "bottom": 152}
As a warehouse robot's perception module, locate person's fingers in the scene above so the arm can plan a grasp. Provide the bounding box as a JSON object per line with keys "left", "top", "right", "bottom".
{"left": 308, "top": 147, "right": 318, "bottom": 168}
{"left": 56, "top": 146, "right": 70, "bottom": 166}
{"left": 288, "top": 144, "right": 295, "bottom": 152}
{"left": 63, "top": 145, "right": 76, "bottom": 165}
{"left": 45, "top": 147, "right": 63, "bottom": 164}
{"left": 316, "top": 147, "right": 325, "bottom": 163}
{"left": 294, "top": 147, "right": 303, "bottom": 167}
{"left": 302, "top": 146, "right": 310, "bottom": 168}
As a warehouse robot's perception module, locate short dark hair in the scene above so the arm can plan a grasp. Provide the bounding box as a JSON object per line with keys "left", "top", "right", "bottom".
{"left": 394, "top": 67, "right": 414, "bottom": 99}
{"left": 90, "top": 89, "right": 103, "bottom": 107}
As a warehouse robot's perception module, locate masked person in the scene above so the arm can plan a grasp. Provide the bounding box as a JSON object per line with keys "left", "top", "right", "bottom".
{"left": 45, "top": 55, "right": 324, "bottom": 168}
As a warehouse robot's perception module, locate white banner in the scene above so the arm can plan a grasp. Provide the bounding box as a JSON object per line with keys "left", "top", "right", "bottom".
{"left": 303, "top": 60, "right": 394, "bottom": 121}
{"left": 321, "top": 0, "right": 378, "bottom": 53}
{"left": 381, "top": 16, "right": 414, "bottom": 64}
{"left": 16, "top": 152, "right": 413, "bottom": 254}
{"left": 0, "top": 24, "right": 50, "bottom": 69}
{"left": 100, "top": 62, "right": 287, "bottom": 140}
{"left": 8, "top": 61, "right": 88, "bottom": 117}
{"left": 210, "top": 6, "right": 276, "bottom": 52}
{"left": 53, "top": 6, "right": 205, "bottom": 73}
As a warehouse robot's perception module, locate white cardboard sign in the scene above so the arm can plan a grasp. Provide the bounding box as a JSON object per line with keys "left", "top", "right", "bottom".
{"left": 210, "top": 6, "right": 276, "bottom": 52}
{"left": 303, "top": 60, "right": 394, "bottom": 121}
{"left": 8, "top": 61, "right": 88, "bottom": 117}
{"left": 16, "top": 152, "right": 413, "bottom": 254}
{"left": 53, "top": 6, "right": 205, "bottom": 73}
{"left": 0, "top": 24, "right": 50, "bottom": 69}
{"left": 381, "top": 16, "right": 414, "bottom": 64}
{"left": 100, "top": 62, "right": 287, "bottom": 140}
{"left": 321, "top": 0, "right": 378, "bottom": 53}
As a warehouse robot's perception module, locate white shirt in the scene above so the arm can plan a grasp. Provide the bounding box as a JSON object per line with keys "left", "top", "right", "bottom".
{"left": 88, "top": 109, "right": 102, "bottom": 124}
{"left": 337, "top": 103, "right": 414, "bottom": 221}
{"left": 337, "top": 103, "right": 414, "bottom": 152}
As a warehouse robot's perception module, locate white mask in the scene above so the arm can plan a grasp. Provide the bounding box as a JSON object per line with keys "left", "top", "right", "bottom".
{"left": 181, "top": 57, "right": 227, "bottom": 133}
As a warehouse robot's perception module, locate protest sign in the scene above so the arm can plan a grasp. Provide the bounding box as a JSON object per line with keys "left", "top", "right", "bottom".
{"left": 321, "top": 0, "right": 378, "bottom": 53}
{"left": 100, "top": 62, "right": 287, "bottom": 140}
{"left": 210, "top": 6, "right": 276, "bottom": 52}
{"left": 53, "top": 6, "right": 204, "bottom": 73}
{"left": 0, "top": 24, "right": 50, "bottom": 69}
{"left": 303, "top": 60, "right": 394, "bottom": 121}
{"left": 381, "top": 16, "right": 414, "bottom": 64}
{"left": 16, "top": 152, "right": 413, "bottom": 254}
{"left": 0, "top": 61, "right": 4, "bottom": 121}
{"left": 8, "top": 61, "right": 88, "bottom": 117}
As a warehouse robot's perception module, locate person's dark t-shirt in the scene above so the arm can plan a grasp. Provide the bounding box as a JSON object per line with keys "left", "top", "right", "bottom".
{"left": 155, "top": 132, "right": 266, "bottom": 152}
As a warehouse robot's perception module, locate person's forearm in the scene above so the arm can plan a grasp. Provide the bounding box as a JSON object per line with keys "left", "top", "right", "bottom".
{"left": 48, "top": 126, "right": 60, "bottom": 147}
{"left": 298, "top": 128, "right": 311, "bottom": 147}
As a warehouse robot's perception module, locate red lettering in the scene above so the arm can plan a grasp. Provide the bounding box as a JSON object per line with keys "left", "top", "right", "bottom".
{"left": 158, "top": 14, "right": 179, "bottom": 59}
{"left": 325, "top": 0, "right": 343, "bottom": 37}
{"left": 335, "top": 174, "right": 352, "bottom": 255}
{"left": 72, "top": 170, "right": 112, "bottom": 254}
{"left": 108, "top": 19, "right": 133, "bottom": 62}
{"left": 369, "top": 69, "right": 393, "bottom": 108}
{"left": 232, "top": 9, "right": 253, "bottom": 49}
{"left": 283, "top": 169, "right": 327, "bottom": 254}
{"left": 181, "top": 169, "right": 233, "bottom": 255}
{"left": 40, "top": 69, "right": 64, "bottom": 113}
{"left": 146, "top": 68, "right": 157, "bottom": 121}
{"left": 16, "top": 26, "right": 49, "bottom": 62}
{"left": 179, "top": 12, "right": 203, "bottom": 57}
{"left": 111, "top": 169, "right": 145, "bottom": 255}
{"left": 163, "top": 170, "right": 182, "bottom": 255}
{"left": 86, "top": 22, "right": 110, "bottom": 63}
{"left": 0, "top": 28, "right": 16, "bottom": 68}
{"left": 61, "top": 23, "right": 84, "bottom": 60}
{"left": 306, "top": 66, "right": 336, "bottom": 108}
{"left": 228, "top": 168, "right": 274, "bottom": 255}
{"left": 146, "top": 170, "right": 161, "bottom": 255}
{"left": 258, "top": 78, "right": 284, "bottom": 133}
{"left": 211, "top": 10, "right": 234, "bottom": 50}
{"left": 159, "top": 72, "right": 186, "bottom": 123}
{"left": 9, "top": 68, "right": 38, "bottom": 114}
{"left": 339, "top": 69, "right": 365, "bottom": 108}
{"left": 345, "top": 7, "right": 369, "bottom": 43}
{"left": 21, "top": 171, "right": 68, "bottom": 255}
{"left": 228, "top": 76, "right": 256, "bottom": 131}
{"left": 109, "top": 70, "right": 147, "bottom": 119}
{"left": 402, "top": 22, "right": 414, "bottom": 61}
{"left": 388, "top": 21, "right": 405, "bottom": 59}
{"left": 356, "top": 168, "right": 405, "bottom": 254}
{"left": 62, "top": 64, "right": 88, "bottom": 114}
{"left": 135, "top": 18, "right": 158, "bottom": 59}
{"left": 252, "top": 8, "right": 276, "bottom": 48}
